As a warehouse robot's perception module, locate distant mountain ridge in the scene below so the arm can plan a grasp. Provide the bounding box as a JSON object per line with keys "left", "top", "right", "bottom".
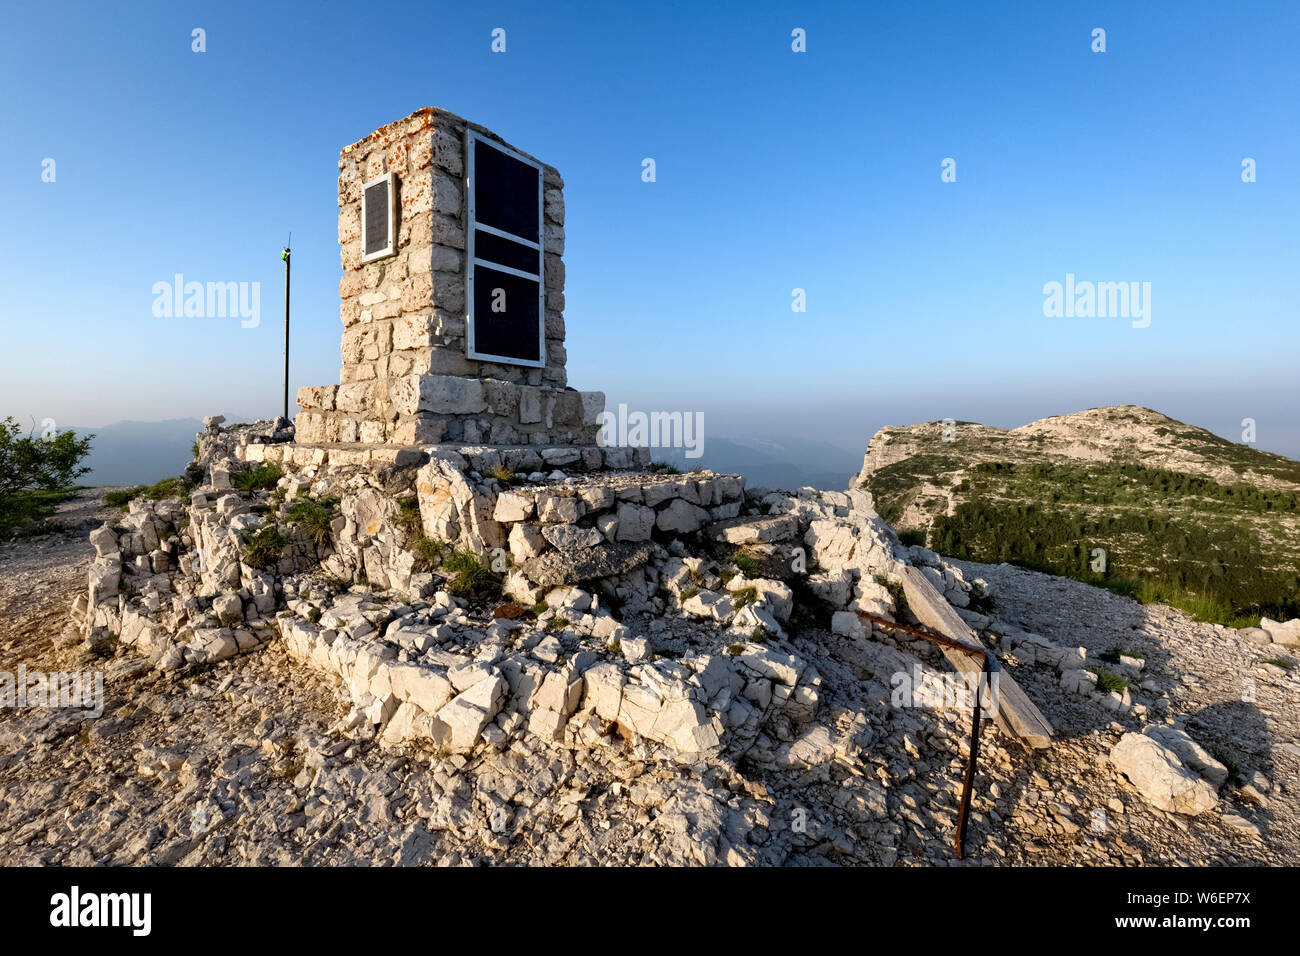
{"left": 69, "top": 418, "right": 203, "bottom": 486}
{"left": 856, "top": 405, "right": 1300, "bottom": 622}
{"left": 651, "top": 434, "right": 861, "bottom": 491}
{"left": 66, "top": 418, "right": 864, "bottom": 493}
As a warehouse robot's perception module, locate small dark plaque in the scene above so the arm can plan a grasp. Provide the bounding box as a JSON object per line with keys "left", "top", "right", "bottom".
{"left": 472, "top": 264, "right": 541, "bottom": 363}
{"left": 364, "top": 178, "right": 390, "bottom": 257}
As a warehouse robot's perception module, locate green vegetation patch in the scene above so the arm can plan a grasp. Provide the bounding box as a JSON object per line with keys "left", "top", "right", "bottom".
{"left": 442, "top": 547, "right": 501, "bottom": 597}
{"left": 285, "top": 496, "right": 339, "bottom": 549}
{"left": 241, "top": 524, "right": 287, "bottom": 568}
{"left": 0, "top": 417, "right": 93, "bottom": 539}
{"left": 1085, "top": 666, "right": 1131, "bottom": 695}
{"left": 232, "top": 462, "right": 284, "bottom": 493}
{"left": 412, "top": 536, "right": 443, "bottom": 573}
{"left": 875, "top": 456, "right": 1300, "bottom": 626}
{"left": 728, "top": 550, "right": 761, "bottom": 577}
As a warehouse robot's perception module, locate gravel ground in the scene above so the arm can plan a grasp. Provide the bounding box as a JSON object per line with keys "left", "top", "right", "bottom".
{"left": 0, "top": 492, "right": 1295, "bottom": 866}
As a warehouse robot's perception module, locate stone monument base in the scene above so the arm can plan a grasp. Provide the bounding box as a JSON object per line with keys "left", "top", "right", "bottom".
{"left": 295, "top": 374, "right": 605, "bottom": 448}
{"left": 237, "top": 439, "right": 649, "bottom": 475}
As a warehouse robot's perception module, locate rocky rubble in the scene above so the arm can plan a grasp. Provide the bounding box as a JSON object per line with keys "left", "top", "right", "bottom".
{"left": 72, "top": 422, "right": 949, "bottom": 769}
{"left": 4, "top": 419, "right": 1296, "bottom": 866}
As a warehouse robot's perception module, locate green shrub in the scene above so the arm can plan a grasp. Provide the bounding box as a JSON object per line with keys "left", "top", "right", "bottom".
{"left": 285, "top": 497, "right": 338, "bottom": 548}
{"left": 2, "top": 488, "right": 78, "bottom": 538}
{"left": 0, "top": 418, "right": 94, "bottom": 539}
{"left": 897, "top": 528, "right": 927, "bottom": 548}
{"left": 966, "top": 583, "right": 995, "bottom": 615}
{"left": 179, "top": 462, "right": 205, "bottom": 495}
{"left": 442, "top": 548, "right": 500, "bottom": 596}
{"left": 104, "top": 474, "right": 188, "bottom": 509}
{"left": 232, "top": 462, "right": 284, "bottom": 493}
{"left": 104, "top": 488, "right": 137, "bottom": 507}
{"left": 924, "top": 496, "right": 1294, "bottom": 626}
{"left": 1086, "top": 666, "right": 1130, "bottom": 695}
{"left": 413, "top": 536, "right": 443, "bottom": 573}
{"left": 242, "top": 524, "right": 286, "bottom": 568}
{"left": 1207, "top": 744, "right": 1242, "bottom": 781}
{"left": 729, "top": 550, "right": 761, "bottom": 577}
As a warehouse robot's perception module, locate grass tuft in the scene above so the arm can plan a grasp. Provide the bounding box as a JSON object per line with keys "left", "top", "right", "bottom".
{"left": 442, "top": 547, "right": 501, "bottom": 596}
{"left": 232, "top": 462, "right": 284, "bottom": 493}
{"left": 1085, "top": 665, "right": 1131, "bottom": 695}
{"left": 729, "top": 550, "right": 761, "bottom": 577}
{"left": 241, "top": 524, "right": 286, "bottom": 568}
{"left": 285, "top": 496, "right": 338, "bottom": 549}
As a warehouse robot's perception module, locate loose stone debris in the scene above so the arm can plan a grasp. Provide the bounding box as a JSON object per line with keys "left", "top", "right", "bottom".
{"left": 2, "top": 415, "right": 1296, "bottom": 866}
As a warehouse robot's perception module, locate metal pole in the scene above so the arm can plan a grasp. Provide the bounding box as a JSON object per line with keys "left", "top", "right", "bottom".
{"left": 281, "top": 242, "right": 291, "bottom": 422}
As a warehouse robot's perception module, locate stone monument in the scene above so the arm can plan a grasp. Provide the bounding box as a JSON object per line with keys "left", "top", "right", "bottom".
{"left": 292, "top": 108, "right": 619, "bottom": 460}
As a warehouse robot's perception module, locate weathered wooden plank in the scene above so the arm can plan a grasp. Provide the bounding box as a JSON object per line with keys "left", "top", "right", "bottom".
{"left": 901, "top": 566, "right": 1054, "bottom": 749}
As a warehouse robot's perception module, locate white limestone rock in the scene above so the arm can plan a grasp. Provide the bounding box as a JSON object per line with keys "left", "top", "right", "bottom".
{"left": 541, "top": 524, "right": 603, "bottom": 551}
{"left": 492, "top": 491, "right": 534, "bottom": 523}
{"left": 831, "top": 610, "right": 866, "bottom": 640}
{"left": 656, "top": 499, "right": 710, "bottom": 534}
{"left": 508, "top": 522, "right": 548, "bottom": 562}
{"left": 431, "top": 673, "right": 508, "bottom": 752}
{"left": 615, "top": 502, "right": 655, "bottom": 542}
{"left": 1110, "top": 731, "right": 1220, "bottom": 816}
{"left": 681, "top": 589, "right": 735, "bottom": 624}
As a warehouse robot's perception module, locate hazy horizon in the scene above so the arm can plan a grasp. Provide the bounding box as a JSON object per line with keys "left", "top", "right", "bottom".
{"left": 2, "top": 1, "right": 1297, "bottom": 460}
{"left": 50, "top": 389, "right": 1300, "bottom": 462}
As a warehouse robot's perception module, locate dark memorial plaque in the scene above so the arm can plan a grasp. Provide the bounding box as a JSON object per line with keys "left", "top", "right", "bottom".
{"left": 467, "top": 133, "right": 544, "bottom": 366}
{"left": 472, "top": 265, "right": 541, "bottom": 363}
{"left": 473, "top": 139, "right": 540, "bottom": 243}
{"left": 363, "top": 177, "right": 390, "bottom": 258}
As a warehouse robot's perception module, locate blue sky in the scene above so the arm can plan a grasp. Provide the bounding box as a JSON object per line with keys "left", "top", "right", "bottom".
{"left": 2, "top": 0, "right": 1297, "bottom": 458}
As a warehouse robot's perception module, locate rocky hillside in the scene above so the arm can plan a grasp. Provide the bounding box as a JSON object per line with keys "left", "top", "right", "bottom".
{"left": 855, "top": 406, "right": 1300, "bottom": 624}
{"left": 3, "top": 463, "right": 1297, "bottom": 867}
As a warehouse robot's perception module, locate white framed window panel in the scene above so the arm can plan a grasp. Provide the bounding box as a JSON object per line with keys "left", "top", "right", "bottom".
{"left": 360, "top": 171, "right": 397, "bottom": 263}
{"left": 464, "top": 130, "right": 546, "bottom": 368}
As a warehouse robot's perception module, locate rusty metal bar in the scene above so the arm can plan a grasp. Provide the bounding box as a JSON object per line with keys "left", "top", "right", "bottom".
{"left": 855, "top": 610, "right": 992, "bottom": 859}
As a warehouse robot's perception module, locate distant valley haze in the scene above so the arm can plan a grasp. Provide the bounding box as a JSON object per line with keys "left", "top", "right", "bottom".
{"left": 58, "top": 398, "right": 1298, "bottom": 491}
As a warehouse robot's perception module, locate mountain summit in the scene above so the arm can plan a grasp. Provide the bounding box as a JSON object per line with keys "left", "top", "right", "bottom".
{"left": 856, "top": 405, "right": 1300, "bottom": 623}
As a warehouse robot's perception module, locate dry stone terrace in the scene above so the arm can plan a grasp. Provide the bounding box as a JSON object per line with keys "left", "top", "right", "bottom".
{"left": 1, "top": 414, "right": 1287, "bottom": 867}
{"left": 73, "top": 418, "right": 932, "bottom": 764}
{"left": 70, "top": 413, "right": 1046, "bottom": 814}
{"left": 6, "top": 470, "right": 1296, "bottom": 866}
